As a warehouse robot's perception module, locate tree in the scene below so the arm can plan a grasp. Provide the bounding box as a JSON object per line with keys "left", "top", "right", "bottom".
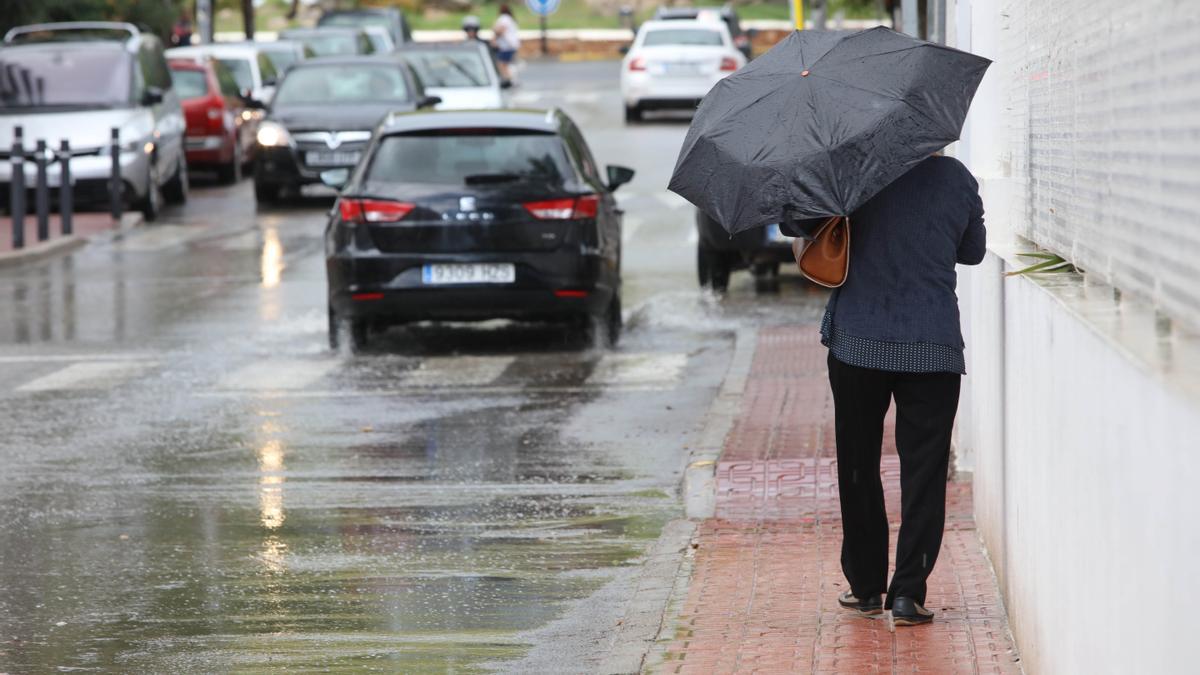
{"left": 241, "top": 0, "right": 255, "bottom": 39}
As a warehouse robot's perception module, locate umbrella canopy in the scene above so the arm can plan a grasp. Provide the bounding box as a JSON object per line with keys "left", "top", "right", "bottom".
{"left": 668, "top": 27, "right": 991, "bottom": 235}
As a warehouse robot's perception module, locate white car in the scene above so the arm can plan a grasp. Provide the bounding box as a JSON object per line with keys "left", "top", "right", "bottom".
{"left": 166, "top": 43, "right": 279, "bottom": 105}
{"left": 397, "top": 42, "right": 508, "bottom": 110}
{"left": 620, "top": 19, "right": 746, "bottom": 122}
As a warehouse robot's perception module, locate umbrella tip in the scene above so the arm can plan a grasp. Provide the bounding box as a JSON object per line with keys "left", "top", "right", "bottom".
{"left": 801, "top": 69, "right": 810, "bottom": 77}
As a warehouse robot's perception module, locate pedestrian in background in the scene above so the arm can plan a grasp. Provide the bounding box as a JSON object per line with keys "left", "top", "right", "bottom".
{"left": 492, "top": 4, "right": 520, "bottom": 86}
{"left": 823, "top": 154, "right": 986, "bottom": 625}
{"left": 171, "top": 12, "right": 193, "bottom": 46}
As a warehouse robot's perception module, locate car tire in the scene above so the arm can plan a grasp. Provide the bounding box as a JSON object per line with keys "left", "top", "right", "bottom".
{"left": 624, "top": 104, "right": 642, "bottom": 123}
{"left": 217, "top": 140, "right": 242, "bottom": 184}
{"left": 139, "top": 162, "right": 163, "bottom": 222}
{"left": 598, "top": 291, "right": 622, "bottom": 348}
{"left": 697, "top": 246, "right": 731, "bottom": 293}
{"left": 164, "top": 155, "right": 189, "bottom": 205}
{"left": 254, "top": 179, "right": 280, "bottom": 205}
{"left": 328, "top": 307, "right": 369, "bottom": 353}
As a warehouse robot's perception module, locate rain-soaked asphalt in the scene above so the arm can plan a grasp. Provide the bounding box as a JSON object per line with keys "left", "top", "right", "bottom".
{"left": 0, "top": 61, "right": 826, "bottom": 672}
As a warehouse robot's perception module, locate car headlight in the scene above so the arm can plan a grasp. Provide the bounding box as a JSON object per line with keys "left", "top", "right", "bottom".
{"left": 256, "top": 121, "right": 291, "bottom": 147}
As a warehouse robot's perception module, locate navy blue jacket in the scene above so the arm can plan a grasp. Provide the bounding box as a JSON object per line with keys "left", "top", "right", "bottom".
{"left": 788, "top": 156, "right": 986, "bottom": 349}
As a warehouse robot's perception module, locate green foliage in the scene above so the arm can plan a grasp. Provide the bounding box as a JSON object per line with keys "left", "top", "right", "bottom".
{"left": 1005, "top": 252, "right": 1080, "bottom": 277}
{"left": 0, "top": 0, "right": 186, "bottom": 41}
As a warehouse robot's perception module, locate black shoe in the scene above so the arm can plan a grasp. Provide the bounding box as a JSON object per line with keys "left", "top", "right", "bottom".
{"left": 837, "top": 590, "right": 883, "bottom": 615}
{"left": 891, "top": 596, "right": 934, "bottom": 625}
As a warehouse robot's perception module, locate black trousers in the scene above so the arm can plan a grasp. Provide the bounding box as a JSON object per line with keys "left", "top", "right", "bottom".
{"left": 826, "top": 352, "right": 961, "bottom": 608}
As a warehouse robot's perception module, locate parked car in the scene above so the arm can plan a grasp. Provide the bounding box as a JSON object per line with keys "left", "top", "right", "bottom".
{"left": 695, "top": 209, "right": 796, "bottom": 293}
{"left": 323, "top": 109, "right": 635, "bottom": 351}
{"left": 0, "top": 21, "right": 188, "bottom": 219}
{"left": 318, "top": 7, "right": 413, "bottom": 47}
{"left": 253, "top": 56, "right": 440, "bottom": 203}
{"left": 653, "top": 6, "right": 755, "bottom": 60}
{"left": 397, "top": 42, "right": 507, "bottom": 110}
{"left": 168, "top": 57, "right": 256, "bottom": 183}
{"left": 620, "top": 19, "right": 746, "bottom": 122}
{"left": 277, "top": 27, "right": 375, "bottom": 58}
{"left": 166, "top": 43, "right": 280, "bottom": 106}
{"left": 362, "top": 26, "right": 396, "bottom": 53}
{"left": 251, "top": 39, "right": 314, "bottom": 75}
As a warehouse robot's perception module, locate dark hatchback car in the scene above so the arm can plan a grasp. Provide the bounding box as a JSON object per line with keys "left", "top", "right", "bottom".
{"left": 319, "top": 7, "right": 413, "bottom": 47}
{"left": 324, "top": 109, "right": 635, "bottom": 351}
{"left": 696, "top": 209, "right": 796, "bottom": 293}
{"left": 253, "top": 56, "right": 439, "bottom": 203}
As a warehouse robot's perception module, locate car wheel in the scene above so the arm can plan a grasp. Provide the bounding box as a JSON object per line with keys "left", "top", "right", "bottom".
{"left": 601, "top": 291, "right": 622, "bottom": 347}
{"left": 164, "top": 155, "right": 189, "bottom": 205}
{"left": 697, "top": 246, "right": 731, "bottom": 293}
{"left": 254, "top": 178, "right": 280, "bottom": 205}
{"left": 624, "top": 104, "right": 642, "bottom": 123}
{"left": 328, "top": 306, "right": 369, "bottom": 353}
{"left": 217, "top": 140, "right": 242, "bottom": 184}
{"left": 139, "top": 162, "right": 163, "bottom": 221}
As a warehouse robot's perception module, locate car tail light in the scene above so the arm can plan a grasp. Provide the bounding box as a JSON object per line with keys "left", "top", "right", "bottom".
{"left": 720, "top": 57, "right": 739, "bottom": 72}
{"left": 339, "top": 198, "right": 415, "bottom": 223}
{"left": 524, "top": 195, "right": 599, "bottom": 220}
{"left": 629, "top": 57, "right": 647, "bottom": 72}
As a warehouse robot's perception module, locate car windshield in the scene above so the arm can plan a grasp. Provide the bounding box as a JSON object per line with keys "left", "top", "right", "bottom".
{"left": 273, "top": 64, "right": 410, "bottom": 105}
{"left": 0, "top": 47, "right": 131, "bottom": 108}
{"left": 402, "top": 50, "right": 490, "bottom": 87}
{"left": 322, "top": 14, "right": 390, "bottom": 32}
{"left": 369, "top": 132, "right": 573, "bottom": 187}
{"left": 170, "top": 68, "right": 208, "bottom": 99}
{"left": 216, "top": 57, "right": 253, "bottom": 91}
{"left": 289, "top": 33, "right": 359, "bottom": 57}
{"left": 262, "top": 49, "right": 299, "bottom": 73}
{"left": 643, "top": 28, "right": 724, "bottom": 46}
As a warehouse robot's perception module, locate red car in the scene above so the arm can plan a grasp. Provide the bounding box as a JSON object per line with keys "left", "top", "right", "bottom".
{"left": 168, "top": 57, "right": 257, "bottom": 183}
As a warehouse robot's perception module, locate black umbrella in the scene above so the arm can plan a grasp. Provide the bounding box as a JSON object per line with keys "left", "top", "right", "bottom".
{"left": 668, "top": 27, "right": 991, "bottom": 235}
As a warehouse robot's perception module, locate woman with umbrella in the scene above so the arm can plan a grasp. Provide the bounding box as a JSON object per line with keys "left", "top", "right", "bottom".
{"left": 670, "top": 27, "right": 990, "bottom": 626}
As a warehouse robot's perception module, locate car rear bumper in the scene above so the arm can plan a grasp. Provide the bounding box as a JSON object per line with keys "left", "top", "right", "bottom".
{"left": 327, "top": 249, "right": 614, "bottom": 323}
{"left": 622, "top": 72, "right": 725, "bottom": 107}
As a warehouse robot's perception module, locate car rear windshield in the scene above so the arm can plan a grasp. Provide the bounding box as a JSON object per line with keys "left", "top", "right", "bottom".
{"left": 368, "top": 131, "right": 574, "bottom": 187}
{"left": 291, "top": 34, "right": 359, "bottom": 57}
{"left": 273, "top": 64, "right": 410, "bottom": 105}
{"left": 643, "top": 28, "right": 724, "bottom": 46}
{"left": 217, "top": 58, "right": 253, "bottom": 92}
{"left": 402, "top": 50, "right": 490, "bottom": 87}
{"left": 263, "top": 49, "right": 299, "bottom": 74}
{"left": 0, "top": 47, "right": 131, "bottom": 108}
{"left": 170, "top": 67, "right": 208, "bottom": 99}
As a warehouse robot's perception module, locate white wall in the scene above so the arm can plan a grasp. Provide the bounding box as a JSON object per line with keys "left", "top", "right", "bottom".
{"left": 955, "top": 0, "right": 1200, "bottom": 672}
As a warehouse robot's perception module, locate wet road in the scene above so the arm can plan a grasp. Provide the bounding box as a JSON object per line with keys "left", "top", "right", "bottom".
{"left": 0, "top": 61, "right": 825, "bottom": 672}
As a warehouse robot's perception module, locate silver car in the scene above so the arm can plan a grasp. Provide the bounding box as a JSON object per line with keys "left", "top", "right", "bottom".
{"left": 0, "top": 22, "right": 188, "bottom": 220}
{"left": 397, "top": 42, "right": 509, "bottom": 110}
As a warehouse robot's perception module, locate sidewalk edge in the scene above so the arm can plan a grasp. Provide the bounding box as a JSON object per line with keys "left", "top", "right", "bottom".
{"left": 0, "top": 212, "right": 143, "bottom": 268}
{"left": 683, "top": 326, "right": 757, "bottom": 519}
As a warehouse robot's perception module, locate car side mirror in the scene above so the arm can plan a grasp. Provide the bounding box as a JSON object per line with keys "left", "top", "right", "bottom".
{"left": 263, "top": 76, "right": 277, "bottom": 87}
{"left": 320, "top": 169, "right": 351, "bottom": 189}
{"left": 240, "top": 90, "right": 266, "bottom": 109}
{"left": 606, "top": 164, "right": 635, "bottom": 191}
{"left": 419, "top": 95, "right": 442, "bottom": 108}
{"left": 142, "top": 86, "right": 164, "bottom": 105}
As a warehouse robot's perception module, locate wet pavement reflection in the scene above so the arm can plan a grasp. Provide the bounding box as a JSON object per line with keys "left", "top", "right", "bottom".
{"left": 0, "top": 62, "right": 827, "bottom": 672}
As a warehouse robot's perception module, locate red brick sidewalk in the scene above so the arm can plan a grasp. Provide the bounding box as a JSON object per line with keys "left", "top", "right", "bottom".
{"left": 0, "top": 212, "right": 126, "bottom": 255}
{"left": 656, "top": 327, "right": 1022, "bottom": 674}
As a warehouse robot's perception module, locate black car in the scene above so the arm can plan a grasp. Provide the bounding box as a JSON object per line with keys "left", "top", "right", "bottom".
{"left": 253, "top": 56, "right": 439, "bottom": 203}
{"left": 324, "top": 109, "right": 635, "bottom": 351}
{"left": 696, "top": 209, "right": 796, "bottom": 293}
{"left": 319, "top": 7, "right": 413, "bottom": 47}
{"left": 277, "top": 27, "right": 375, "bottom": 57}
{"left": 653, "top": 6, "right": 754, "bottom": 59}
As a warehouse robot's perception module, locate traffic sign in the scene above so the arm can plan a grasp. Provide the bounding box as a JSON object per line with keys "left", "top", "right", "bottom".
{"left": 525, "top": 0, "right": 560, "bottom": 17}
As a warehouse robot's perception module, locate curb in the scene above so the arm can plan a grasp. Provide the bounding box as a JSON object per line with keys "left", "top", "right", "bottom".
{"left": 683, "top": 327, "right": 758, "bottom": 518}
{"left": 0, "top": 212, "right": 143, "bottom": 268}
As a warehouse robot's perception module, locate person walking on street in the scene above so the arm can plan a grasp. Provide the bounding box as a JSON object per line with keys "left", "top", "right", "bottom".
{"left": 817, "top": 154, "right": 986, "bottom": 626}
{"left": 492, "top": 4, "right": 520, "bottom": 86}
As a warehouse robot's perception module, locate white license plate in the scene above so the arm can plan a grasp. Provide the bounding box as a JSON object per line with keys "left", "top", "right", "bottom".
{"left": 422, "top": 263, "right": 515, "bottom": 285}
{"left": 660, "top": 62, "right": 702, "bottom": 75}
{"left": 765, "top": 223, "right": 791, "bottom": 243}
{"left": 306, "top": 150, "right": 361, "bottom": 167}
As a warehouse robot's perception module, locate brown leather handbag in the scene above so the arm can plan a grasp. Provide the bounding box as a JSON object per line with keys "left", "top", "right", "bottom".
{"left": 792, "top": 216, "right": 850, "bottom": 288}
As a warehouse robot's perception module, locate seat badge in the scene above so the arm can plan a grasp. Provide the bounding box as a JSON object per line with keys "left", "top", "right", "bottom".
{"left": 459, "top": 196, "right": 476, "bottom": 212}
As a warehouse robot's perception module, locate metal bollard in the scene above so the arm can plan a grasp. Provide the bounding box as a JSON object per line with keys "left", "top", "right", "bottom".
{"left": 10, "top": 126, "right": 24, "bottom": 250}
{"left": 109, "top": 127, "right": 122, "bottom": 221}
{"left": 59, "top": 140, "right": 72, "bottom": 236}
{"left": 35, "top": 139, "right": 48, "bottom": 242}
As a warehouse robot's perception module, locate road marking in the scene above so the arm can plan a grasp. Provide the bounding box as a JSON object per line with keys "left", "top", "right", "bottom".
{"left": 655, "top": 192, "right": 691, "bottom": 210}
{"left": 402, "top": 355, "right": 515, "bottom": 387}
{"left": 218, "top": 359, "right": 339, "bottom": 391}
{"left": 0, "top": 353, "right": 156, "bottom": 364}
{"left": 565, "top": 91, "right": 602, "bottom": 105}
{"left": 511, "top": 91, "right": 544, "bottom": 105}
{"left": 16, "top": 360, "right": 158, "bottom": 392}
{"left": 587, "top": 353, "right": 688, "bottom": 386}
